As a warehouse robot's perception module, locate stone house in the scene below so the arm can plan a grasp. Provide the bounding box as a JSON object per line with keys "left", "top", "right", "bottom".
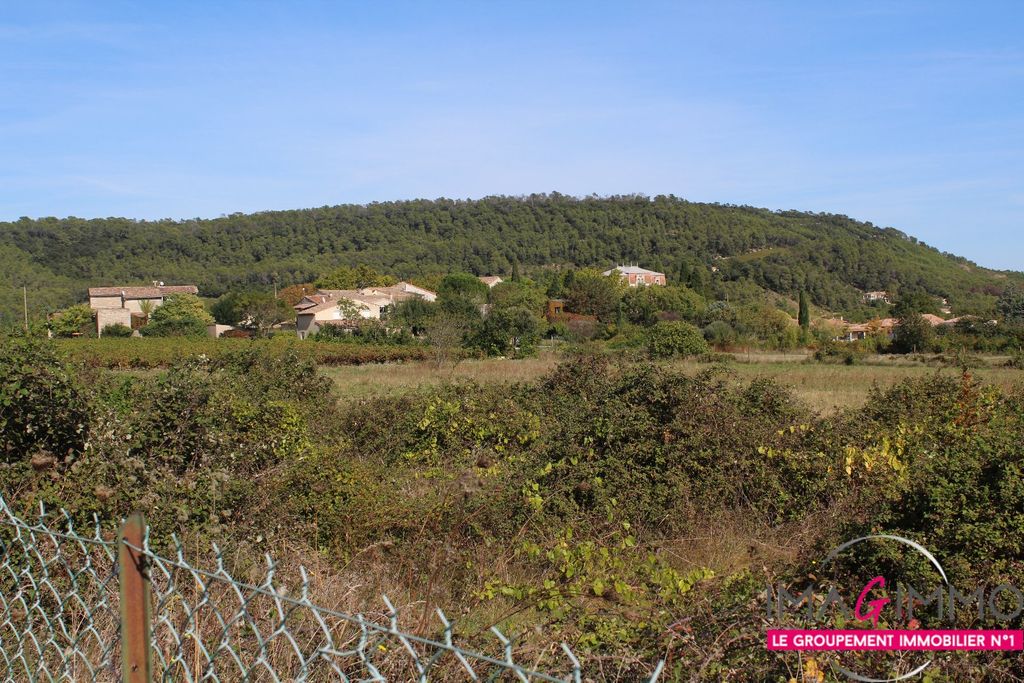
{"left": 88, "top": 283, "right": 199, "bottom": 336}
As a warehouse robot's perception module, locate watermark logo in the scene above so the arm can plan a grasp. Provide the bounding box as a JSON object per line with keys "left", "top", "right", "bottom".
{"left": 765, "top": 534, "right": 1023, "bottom": 681}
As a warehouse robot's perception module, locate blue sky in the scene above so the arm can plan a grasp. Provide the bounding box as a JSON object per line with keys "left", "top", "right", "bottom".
{"left": 1, "top": 1, "right": 1021, "bottom": 270}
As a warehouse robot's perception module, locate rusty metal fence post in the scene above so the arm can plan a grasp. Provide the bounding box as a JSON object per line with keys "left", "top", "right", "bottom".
{"left": 118, "top": 514, "right": 152, "bottom": 683}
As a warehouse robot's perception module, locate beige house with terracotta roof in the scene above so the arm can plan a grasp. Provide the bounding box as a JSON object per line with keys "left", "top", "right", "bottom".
{"left": 88, "top": 283, "right": 199, "bottom": 336}
{"left": 294, "top": 281, "right": 436, "bottom": 339}
{"left": 832, "top": 314, "right": 959, "bottom": 342}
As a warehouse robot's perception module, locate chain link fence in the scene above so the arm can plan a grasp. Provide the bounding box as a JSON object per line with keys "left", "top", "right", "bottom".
{"left": 0, "top": 498, "right": 664, "bottom": 682}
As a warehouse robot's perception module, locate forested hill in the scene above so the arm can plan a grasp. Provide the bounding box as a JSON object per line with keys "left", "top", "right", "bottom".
{"left": 1, "top": 193, "right": 1019, "bottom": 323}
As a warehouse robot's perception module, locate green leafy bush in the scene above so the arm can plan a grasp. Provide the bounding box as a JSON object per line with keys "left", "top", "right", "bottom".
{"left": 48, "top": 304, "right": 94, "bottom": 338}
{"left": 100, "top": 323, "right": 133, "bottom": 337}
{"left": 471, "top": 306, "right": 543, "bottom": 357}
{"left": 313, "top": 319, "right": 416, "bottom": 346}
{"left": 702, "top": 320, "right": 737, "bottom": 347}
{"left": 0, "top": 336, "right": 91, "bottom": 463}
{"left": 140, "top": 318, "right": 209, "bottom": 338}
{"left": 142, "top": 292, "right": 214, "bottom": 336}
{"left": 645, "top": 320, "right": 709, "bottom": 358}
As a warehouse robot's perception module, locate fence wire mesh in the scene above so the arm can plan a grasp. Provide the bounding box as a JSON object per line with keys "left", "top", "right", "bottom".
{"left": 0, "top": 502, "right": 120, "bottom": 682}
{"left": 0, "top": 498, "right": 664, "bottom": 682}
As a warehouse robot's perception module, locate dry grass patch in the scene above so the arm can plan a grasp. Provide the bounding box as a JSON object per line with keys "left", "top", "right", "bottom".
{"left": 321, "top": 352, "right": 561, "bottom": 401}
{"left": 320, "top": 349, "right": 1023, "bottom": 413}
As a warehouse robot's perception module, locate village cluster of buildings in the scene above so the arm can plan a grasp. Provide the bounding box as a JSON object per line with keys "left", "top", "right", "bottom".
{"left": 85, "top": 265, "right": 669, "bottom": 337}
{"left": 87, "top": 268, "right": 966, "bottom": 343}
{"left": 825, "top": 313, "right": 963, "bottom": 342}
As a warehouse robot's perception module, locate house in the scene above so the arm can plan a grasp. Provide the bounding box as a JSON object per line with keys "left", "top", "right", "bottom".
{"left": 920, "top": 313, "right": 949, "bottom": 326}
{"left": 295, "top": 292, "right": 390, "bottom": 339}
{"left": 833, "top": 314, "right": 961, "bottom": 342}
{"left": 294, "top": 281, "right": 436, "bottom": 339}
{"left": 833, "top": 317, "right": 897, "bottom": 342}
{"left": 546, "top": 299, "right": 566, "bottom": 320}
{"left": 602, "top": 265, "right": 666, "bottom": 287}
{"left": 479, "top": 276, "right": 503, "bottom": 288}
{"left": 362, "top": 281, "right": 437, "bottom": 302}
{"left": 862, "top": 291, "right": 891, "bottom": 304}
{"left": 545, "top": 299, "right": 597, "bottom": 324}
{"left": 88, "top": 283, "right": 199, "bottom": 336}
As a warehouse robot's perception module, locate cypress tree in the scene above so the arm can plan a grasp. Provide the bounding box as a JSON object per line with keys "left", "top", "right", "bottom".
{"left": 798, "top": 290, "right": 810, "bottom": 330}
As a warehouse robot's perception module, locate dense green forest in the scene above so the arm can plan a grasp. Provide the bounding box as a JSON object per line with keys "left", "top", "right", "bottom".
{"left": 2, "top": 193, "right": 1020, "bottom": 324}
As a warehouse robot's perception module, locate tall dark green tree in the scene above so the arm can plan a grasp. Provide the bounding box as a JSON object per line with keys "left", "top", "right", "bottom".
{"left": 997, "top": 286, "right": 1024, "bottom": 324}
{"left": 564, "top": 269, "right": 623, "bottom": 322}
{"left": 798, "top": 291, "right": 810, "bottom": 331}
{"left": 892, "top": 312, "right": 934, "bottom": 353}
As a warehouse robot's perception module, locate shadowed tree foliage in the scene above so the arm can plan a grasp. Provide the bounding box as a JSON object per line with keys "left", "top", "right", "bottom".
{"left": 47, "top": 304, "right": 93, "bottom": 338}
{"left": 892, "top": 312, "right": 935, "bottom": 353}
{"left": 565, "top": 269, "right": 623, "bottom": 322}
{"left": 997, "top": 285, "right": 1024, "bottom": 324}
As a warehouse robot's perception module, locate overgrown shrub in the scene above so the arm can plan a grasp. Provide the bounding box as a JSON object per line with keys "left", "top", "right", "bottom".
{"left": 4, "top": 341, "right": 1023, "bottom": 678}
{"left": 100, "top": 323, "right": 133, "bottom": 337}
{"left": 646, "top": 320, "right": 709, "bottom": 358}
{"left": 813, "top": 340, "right": 869, "bottom": 364}
{"left": 0, "top": 336, "right": 91, "bottom": 463}
{"left": 48, "top": 304, "right": 94, "bottom": 338}
{"left": 702, "top": 320, "right": 736, "bottom": 347}
{"left": 313, "top": 319, "right": 416, "bottom": 346}
{"left": 4, "top": 341, "right": 333, "bottom": 532}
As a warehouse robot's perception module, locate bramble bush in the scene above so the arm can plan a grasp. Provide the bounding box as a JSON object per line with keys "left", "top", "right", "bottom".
{"left": 0, "top": 335, "right": 91, "bottom": 463}
{"left": 3, "top": 338, "right": 1023, "bottom": 679}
